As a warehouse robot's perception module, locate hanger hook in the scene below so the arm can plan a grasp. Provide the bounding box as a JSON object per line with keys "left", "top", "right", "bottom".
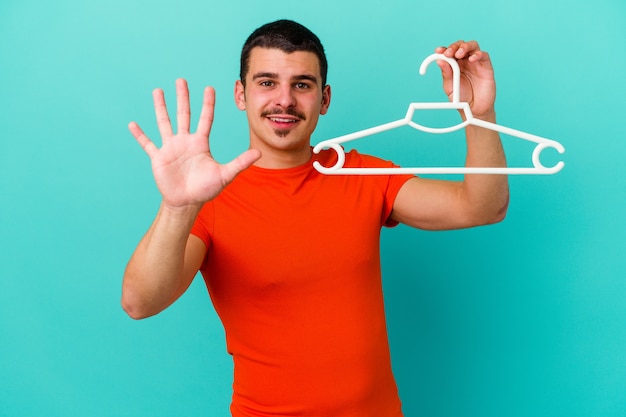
{"left": 419, "top": 53, "right": 461, "bottom": 104}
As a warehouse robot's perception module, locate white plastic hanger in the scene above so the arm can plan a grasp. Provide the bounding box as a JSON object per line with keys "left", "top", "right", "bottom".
{"left": 313, "top": 53, "right": 565, "bottom": 175}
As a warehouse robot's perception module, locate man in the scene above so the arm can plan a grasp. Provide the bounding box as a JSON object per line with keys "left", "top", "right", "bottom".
{"left": 123, "top": 19, "right": 508, "bottom": 417}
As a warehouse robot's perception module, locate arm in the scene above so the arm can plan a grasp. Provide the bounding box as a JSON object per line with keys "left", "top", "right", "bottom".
{"left": 122, "top": 206, "right": 206, "bottom": 319}
{"left": 122, "top": 79, "right": 260, "bottom": 319}
{"left": 391, "top": 41, "right": 509, "bottom": 230}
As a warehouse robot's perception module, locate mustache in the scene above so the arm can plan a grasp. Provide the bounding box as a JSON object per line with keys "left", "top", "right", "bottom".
{"left": 260, "top": 107, "right": 306, "bottom": 120}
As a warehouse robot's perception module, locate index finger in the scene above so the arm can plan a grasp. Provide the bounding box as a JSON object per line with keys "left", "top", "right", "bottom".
{"left": 439, "top": 40, "right": 480, "bottom": 60}
{"left": 196, "top": 86, "right": 215, "bottom": 138}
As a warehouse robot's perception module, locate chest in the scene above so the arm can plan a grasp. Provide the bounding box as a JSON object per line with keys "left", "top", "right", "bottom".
{"left": 204, "top": 174, "right": 387, "bottom": 294}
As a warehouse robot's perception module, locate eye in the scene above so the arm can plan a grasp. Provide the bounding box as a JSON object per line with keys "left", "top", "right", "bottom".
{"left": 294, "top": 82, "right": 310, "bottom": 89}
{"left": 259, "top": 80, "right": 274, "bottom": 87}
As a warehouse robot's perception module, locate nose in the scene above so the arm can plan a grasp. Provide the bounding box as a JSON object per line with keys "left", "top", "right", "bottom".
{"left": 274, "top": 84, "right": 296, "bottom": 108}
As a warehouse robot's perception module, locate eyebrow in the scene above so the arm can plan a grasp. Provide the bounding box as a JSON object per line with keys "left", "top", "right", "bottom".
{"left": 252, "top": 72, "right": 278, "bottom": 81}
{"left": 252, "top": 72, "right": 319, "bottom": 85}
{"left": 293, "top": 74, "right": 319, "bottom": 84}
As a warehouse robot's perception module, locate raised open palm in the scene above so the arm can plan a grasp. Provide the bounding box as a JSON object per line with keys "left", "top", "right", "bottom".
{"left": 129, "top": 79, "right": 261, "bottom": 208}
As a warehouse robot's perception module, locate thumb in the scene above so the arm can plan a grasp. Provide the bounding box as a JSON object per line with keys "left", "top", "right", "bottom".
{"left": 436, "top": 60, "right": 455, "bottom": 99}
{"left": 220, "top": 149, "right": 262, "bottom": 184}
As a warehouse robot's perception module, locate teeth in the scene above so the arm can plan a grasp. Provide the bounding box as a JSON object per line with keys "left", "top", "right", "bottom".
{"left": 270, "top": 117, "right": 296, "bottom": 123}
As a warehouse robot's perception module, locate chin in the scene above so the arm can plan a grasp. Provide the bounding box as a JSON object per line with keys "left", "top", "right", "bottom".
{"left": 274, "top": 129, "right": 291, "bottom": 138}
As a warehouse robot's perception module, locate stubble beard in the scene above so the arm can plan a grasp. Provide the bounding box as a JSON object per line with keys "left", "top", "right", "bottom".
{"left": 274, "top": 129, "right": 290, "bottom": 138}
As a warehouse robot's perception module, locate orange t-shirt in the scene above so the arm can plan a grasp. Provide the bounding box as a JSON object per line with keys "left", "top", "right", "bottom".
{"left": 191, "top": 148, "right": 413, "bottom": 417}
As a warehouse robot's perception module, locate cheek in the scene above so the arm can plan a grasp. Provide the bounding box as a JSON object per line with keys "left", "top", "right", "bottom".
{"left": 301, "top": 95, "right": 324, "bottom": 113}
{"left": 247, "top": 94, "right": 271, "bottom": 113}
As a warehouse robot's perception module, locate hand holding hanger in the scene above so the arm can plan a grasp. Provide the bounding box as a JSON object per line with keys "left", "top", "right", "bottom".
{"left": 435, "top": 40, "right": 496, "bottom": 120}
{"left": 313, "top": 43, "right": 565, "bottom": 175}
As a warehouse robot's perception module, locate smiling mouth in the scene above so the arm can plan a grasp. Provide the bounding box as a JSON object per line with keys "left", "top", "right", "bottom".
{"left": 261, "top": 109, "right": 306, "bottom": 137}
{"left": 268, "top": 116, "right": 298, "bottom": 123}
{"left": 262, "top": 108, "right": 306, "bottom": 122}
{"left": 269, "top": 117, "right": 298, "bottom": 137}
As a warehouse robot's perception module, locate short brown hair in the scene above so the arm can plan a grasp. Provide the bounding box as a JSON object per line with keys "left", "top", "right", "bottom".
{"left": 240, "top": 20, "right": 328, "bottom": 87}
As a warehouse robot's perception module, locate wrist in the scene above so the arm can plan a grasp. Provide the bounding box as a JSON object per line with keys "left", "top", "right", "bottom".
{"left": 473, "top": 108, "right": 496, "bottom": 122}
{"left": 159, "top": 202, "right": 203, "bottom": 222}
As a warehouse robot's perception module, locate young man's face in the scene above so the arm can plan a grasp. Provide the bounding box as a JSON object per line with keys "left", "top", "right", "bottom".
{"left": 235, "top": 47, "right": 331, "bottom": 162}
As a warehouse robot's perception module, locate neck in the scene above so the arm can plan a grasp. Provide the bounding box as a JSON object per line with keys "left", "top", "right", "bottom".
{"left": 252, "top": 145, "right": 312, "bottom": 169}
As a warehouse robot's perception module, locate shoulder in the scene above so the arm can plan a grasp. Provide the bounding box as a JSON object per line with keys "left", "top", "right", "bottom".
{"left": 337, "top": 147, "right": 398, "bottom": 169}
{"left": 190, "top": 201, "right": 215, "bottom": 249}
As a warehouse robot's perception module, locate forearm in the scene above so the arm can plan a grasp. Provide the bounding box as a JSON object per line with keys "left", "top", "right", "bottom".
{"left": 461, "top": 111, "right": 509, "bottom": 224}
{"left": 122, "top": 203, "right": 201, "bottom": 319}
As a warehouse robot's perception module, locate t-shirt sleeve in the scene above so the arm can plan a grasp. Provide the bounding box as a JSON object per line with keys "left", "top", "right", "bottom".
{"left": 190, "top": 202, "right": 214, "bottom": 250}
{"left": 382, "top": 169, "right": 414, "bottom": 228}
{"left": 345, "top": 150, "right": 414, "bottom": 228}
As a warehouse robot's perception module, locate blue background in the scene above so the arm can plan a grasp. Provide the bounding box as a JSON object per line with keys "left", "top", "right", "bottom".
{"left": 1, "top": 0, "right": 625, "bottom": 416}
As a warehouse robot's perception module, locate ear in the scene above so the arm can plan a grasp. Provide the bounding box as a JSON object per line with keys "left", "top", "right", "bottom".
{"left": 320, "top": 84, "right": 331, "bottom": 115}
{"left": 234, "top": 80, "right": 246, "bottom": 110}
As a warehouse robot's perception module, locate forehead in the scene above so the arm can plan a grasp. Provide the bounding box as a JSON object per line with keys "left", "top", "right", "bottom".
{"left": 247, "top": 47, "right": 321, "bottom": 80}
